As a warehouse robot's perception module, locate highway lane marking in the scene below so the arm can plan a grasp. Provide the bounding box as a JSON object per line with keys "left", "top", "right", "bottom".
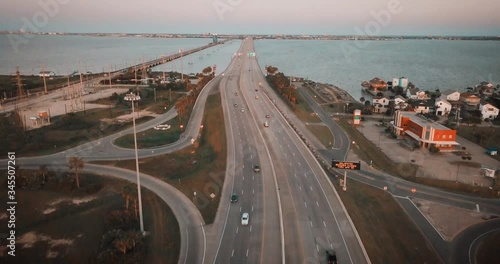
{"left": 240, "top": 207, "right": 242, "bottom": 212}
{"left": 231, "top": 249, "right": 234, "bottom": 257}
{"left": 252, "top": 189, "right": 254, "bottom": 194}
{"left": 304, "top": 202, "right": 308, "bottom": 208}
{"left": 294, "top": 173, "right": 297, "bottom": 179}
{"left": 310, "top": 186, "right": 313, "bottom": 191}
{"left": 299, "top": 186, "right": 302, "bottom": 191}
{"left": 242, "top": 190, "right": 244, "bottom": 195}
{"left": 250, "top": 225, "right": 252, "bottom": 232}
{"left": 243, "top": 176, "right": 245, "bottom": 181}
{"left": 316, "top": 244, "right": 319, "bottom": 252}
{"left": 252, "top": 176, "right": 254, "bottom": 180}
{"left": 252, "top": 206, "right": 254, "bottom": 212}
{"left": 316, "top": 201, "right": 319, "bottom": 207}
{"left": 293, "top": 152, "right": 295, "bottom": 156}
{"left": 236, "top": 227, "right": 239, "bottom": 234}
{"left": 304, "top": 173, "right": 308, "bottom": 178}
{"left": 246, "top": 249, "right": 249, "bottom": 257}
{"left": 323, "top": 221, "right": 326, "bottom": 228}
{"left": 310, "top": 221, "right": 313, "bottom": 227}
{"left": 289, "top": 162, "right": 292, "bottom": 166}
{"left": 298, "top": 162, "right": 301, "bottom": 166}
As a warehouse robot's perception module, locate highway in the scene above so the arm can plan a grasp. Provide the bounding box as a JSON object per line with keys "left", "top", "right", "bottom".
{"left": 229, "top": 39, "right": 369, "bottom": 264}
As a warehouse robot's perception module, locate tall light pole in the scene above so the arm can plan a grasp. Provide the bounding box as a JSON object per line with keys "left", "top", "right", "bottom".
{"left": 125, "top": 92, "right": 145, "bottom": 234}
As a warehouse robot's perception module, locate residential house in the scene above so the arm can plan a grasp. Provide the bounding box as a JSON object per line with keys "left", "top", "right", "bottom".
{"left": 409, "top": 100, "right": 434, "bottom": 114}
{"left": 373, "top": 95, "right": 390, "bottom": 113}
{"left": 460, "top": 92, "right": 481, "bottom": 108}
{"left": 475, "top": 82, "right": 495, "bottom": 96}
{"left": 435, "top": 98, "right": 452, "bottom": 116}
{"left": 392, "top": 111, "right": 459, "bottom": 151}
{"left": 440, "top": 89, "right": 461, "bottom": 101}
{"left": 39, "top": 71, "right": 55, "bottom": 77}
{"left": 393, "top": 95, "right": 408, "bottom": 110}
{"left": 479, "top": 101, "right": 499, "bottom": 120}
{"left": 406, "top": 87, "right": 428, "bottom": 100}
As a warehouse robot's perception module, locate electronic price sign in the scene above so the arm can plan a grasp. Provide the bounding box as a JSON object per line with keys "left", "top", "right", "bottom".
{"left": 332, "top": 160, "right": 361, "bottom": 170}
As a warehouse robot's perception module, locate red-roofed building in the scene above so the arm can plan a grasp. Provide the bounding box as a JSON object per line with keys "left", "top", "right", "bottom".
{"left": 392, "top": 111, "right": 459, "bottom": 151}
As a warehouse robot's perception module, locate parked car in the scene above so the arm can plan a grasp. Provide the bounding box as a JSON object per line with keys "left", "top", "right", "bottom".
{"left": 241, "top": 212, "right": 249, "bottom": 225}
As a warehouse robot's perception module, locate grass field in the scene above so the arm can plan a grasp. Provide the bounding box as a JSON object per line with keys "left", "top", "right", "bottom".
{"left": 0, "top": 172, "right": 179, "bottom": 263}
{"left": 93, "top": 92, "right": 226, "bottom": 224}
{"left": 306, "top": 124, "right": 335, "bottom": 148}
{"left": 293, "top": 94, "right": 322, "bottom": 123}
{"left": 476, "top": 231, "right": 500, "bottom": 264}
{"left": 334, "top": 177, "right": 441, "bottom": 264}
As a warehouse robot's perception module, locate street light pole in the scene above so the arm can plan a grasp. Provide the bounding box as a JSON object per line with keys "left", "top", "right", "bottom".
{"left": 130, "top": 94, "right": 145, "bottom": 234}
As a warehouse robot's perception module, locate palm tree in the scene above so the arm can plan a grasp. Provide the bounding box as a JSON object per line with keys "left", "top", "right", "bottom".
{"left": 122, "top": 185, "right": 132, "bottom": 210}
{"left": 38, "top": 164, "right": 49, "bottom": 183}
{"left": 68, "top": 156, "right": 84, "bottom": 188}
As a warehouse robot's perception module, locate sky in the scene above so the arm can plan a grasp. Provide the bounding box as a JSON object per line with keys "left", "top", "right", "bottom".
{"left": 0, "top": 0, "right": 499, "bottom": 36}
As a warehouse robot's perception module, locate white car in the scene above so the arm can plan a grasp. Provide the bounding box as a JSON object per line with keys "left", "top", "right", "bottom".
{"left": 241, "top": 213, "right": 249, "bottom": 225}
{"left": 241, "top": 108, "right": 245, "bottom": 113}
{"left": 264, "top": 122, "right": 269, "bottom": 127}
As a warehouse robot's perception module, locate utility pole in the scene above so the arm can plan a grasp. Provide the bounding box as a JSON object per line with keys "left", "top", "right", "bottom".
{"left": 41, "top": 64, "right": 48, "bottom": 94}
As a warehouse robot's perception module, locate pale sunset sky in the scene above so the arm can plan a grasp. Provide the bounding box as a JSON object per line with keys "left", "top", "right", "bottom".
{"left": 0, "top": 0, "right": 499, "bottom": 35}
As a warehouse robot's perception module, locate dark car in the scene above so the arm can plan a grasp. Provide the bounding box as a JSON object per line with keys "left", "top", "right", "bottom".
{"left": 327, "top": 250, "right": 338, "bottom": 264}
{"left": 253, "top": 165, "right": 260, "bottom": 172}
{"left": 231, "top": 194, "right": 238, "bottom": 203}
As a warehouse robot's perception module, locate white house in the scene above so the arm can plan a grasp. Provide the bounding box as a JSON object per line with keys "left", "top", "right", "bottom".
{"left": 39, "top": 71, "right": 55, "bottom": 77}
{"left": 393, "top": 95, "right": 408, "bottom": 110}
{"left": 406, "top": 87, "right": 427, "bottom": 100}
{"left": 435, "top": 98, "right": 452, "bottom": 116}
{"left": 440, "top": 89, "right": 461, "bottom": 101}
{"left": 373, "top": 96, "right": 390, "bottom": 113}
{"left": 480, "top": 102, "right": 499, "bottom": 120}
{"left": 410, "top": 100, "right": 433, "bottom": 114}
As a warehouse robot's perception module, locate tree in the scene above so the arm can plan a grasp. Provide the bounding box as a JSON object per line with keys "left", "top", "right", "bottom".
{"left": 38, "top": 164, "right": 49, "bottom": 183}
{"left": 68, "top": 156, "right": 84, "bottom": 188}
{"left": 122, "top": 185, "right": 132, "bottom": 210}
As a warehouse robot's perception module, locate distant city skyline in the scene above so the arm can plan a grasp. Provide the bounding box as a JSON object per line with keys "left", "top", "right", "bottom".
{"left": 1, "top": 0, "right": 499, "bottom": 36}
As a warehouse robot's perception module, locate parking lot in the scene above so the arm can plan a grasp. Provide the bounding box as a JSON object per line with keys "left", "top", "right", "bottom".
{"left": 354, "top": 119, "right": 499, "bottom": 186}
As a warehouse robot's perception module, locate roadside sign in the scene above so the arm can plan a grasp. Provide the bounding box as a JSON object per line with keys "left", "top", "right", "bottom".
{"left": 332, "top": 160, "right": 361, "bottom": 170}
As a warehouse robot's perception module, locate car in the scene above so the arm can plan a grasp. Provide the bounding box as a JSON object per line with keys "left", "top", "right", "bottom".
{"left": 255, "top": 89, "right": 258, "bottom": 92}
{"left": 263, "top": 122, "right": 269, "bottom": 127}
{"left": 327, "top": 250, "right": 338, "bottom": 264}
{"left": 231, "top": 194, "right": 238, "bottom": 203}
{"left": 234, "top": 104, "right": 238, "bottom": 107}
{"left": 255, "top": 95, "right": 259, "bottom": 99}
{"left": 235, "top": 92, "right": 238, "bottom": 96}
{"left": 253, "top": 165, "right": 260, "bottom": 172}
{"left": 241, "top": 212, "right": 249, "bottom": 225}
{"left": 265, "top": 114, "right": 270, "bottom": 118}
{"left": 241, "top": 108, "right": 245, "bottom": 113}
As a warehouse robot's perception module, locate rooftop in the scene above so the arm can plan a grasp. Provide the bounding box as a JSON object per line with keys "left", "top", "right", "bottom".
{"left": 399, "top": 111, "right": 452, "bottom": 131}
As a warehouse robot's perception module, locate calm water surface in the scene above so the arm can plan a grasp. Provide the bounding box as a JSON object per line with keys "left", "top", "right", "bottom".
{"left": 1, "top": 35, "right": 499, "bottom": 101}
